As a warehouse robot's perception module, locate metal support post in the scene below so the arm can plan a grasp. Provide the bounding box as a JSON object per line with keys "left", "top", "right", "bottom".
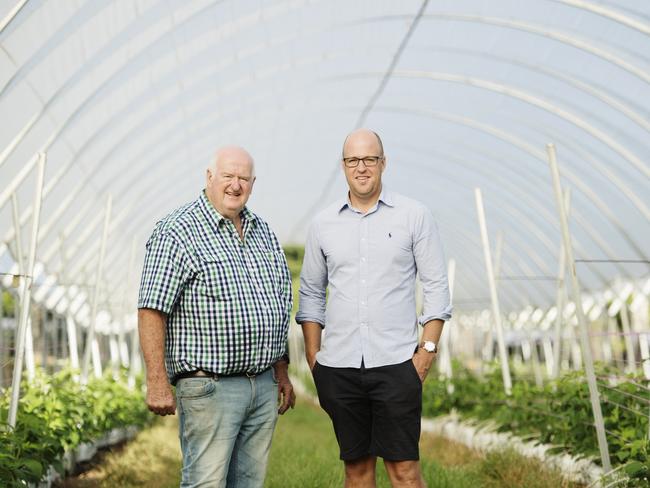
{"left": 547, "top": 143, "right": 611, "bottom": 471}
{"left": 552, "top": 189, "right": 570, "bottom": 379}
{"left": 81, "top": 195, "right": 112, "bottom": 382}
{"left": 7, "top": 153, "right": 46, "bottom": 428}
{"left": 475, "top": 188, "right": 512, "bottom": 395}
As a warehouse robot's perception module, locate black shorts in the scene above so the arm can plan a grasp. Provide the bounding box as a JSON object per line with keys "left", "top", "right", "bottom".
{"left": 312, "top": 359, "right": 422, "bottom": 462}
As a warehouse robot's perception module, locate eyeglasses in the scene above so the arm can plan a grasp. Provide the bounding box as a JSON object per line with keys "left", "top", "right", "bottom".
{"left": 342, "top": 156, "right": 384, "bottom": 168}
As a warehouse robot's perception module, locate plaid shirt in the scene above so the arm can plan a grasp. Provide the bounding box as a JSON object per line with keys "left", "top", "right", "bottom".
{"left": 138, "top": 191, "right": 292, "bottom": 382}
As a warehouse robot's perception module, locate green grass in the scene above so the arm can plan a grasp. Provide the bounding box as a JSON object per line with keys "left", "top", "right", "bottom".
{"left": 266, "top": 401, "right": 482, "bottom": 487}
{"left": 63, "top": 399, "right": 579, "bottom": 487}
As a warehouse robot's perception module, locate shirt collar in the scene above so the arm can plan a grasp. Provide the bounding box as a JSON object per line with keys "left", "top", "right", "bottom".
{"left": 338, "top": 186, "right": 395, "bottom": 213}
{"left": 199, "top": 190, "right": 257, "bottom": 228}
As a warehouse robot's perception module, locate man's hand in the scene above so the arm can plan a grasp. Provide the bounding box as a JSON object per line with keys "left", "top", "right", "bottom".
{"left": 412, "top": 348, "right": 437, "bottom": 383}
{"left": 146, "top": 377, "right": 176, "bottom": 416}
{"left": 273, "top": 361, "right": 296, "bottom": 415}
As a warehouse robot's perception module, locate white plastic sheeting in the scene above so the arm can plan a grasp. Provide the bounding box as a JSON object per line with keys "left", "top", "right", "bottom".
{"left": 0, "top": 0, "right": 649, "bottom": 323}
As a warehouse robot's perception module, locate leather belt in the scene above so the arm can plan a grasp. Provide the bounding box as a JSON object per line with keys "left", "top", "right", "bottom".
{"left": 172, "top": 367, "right": 270, "bottom": 385}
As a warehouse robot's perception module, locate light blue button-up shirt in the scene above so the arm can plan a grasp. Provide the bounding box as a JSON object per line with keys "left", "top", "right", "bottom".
{"left": 296, "top": 188, "right": 452, "bottom": 369}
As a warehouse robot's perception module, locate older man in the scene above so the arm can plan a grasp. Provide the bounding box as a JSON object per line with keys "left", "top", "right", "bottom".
{"left": 138, "top": 146, "right": 295, "bottom": 488}
{"left": 297, "top": 129, "right": 452, "bottom": 487}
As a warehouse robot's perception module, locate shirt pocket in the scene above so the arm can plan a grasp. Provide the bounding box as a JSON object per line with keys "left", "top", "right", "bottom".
{"left": 250, "top": 248, "right": 283, "bottom": 293}
{"left": 197, "top": 253, "right": 234, "bottom": 301}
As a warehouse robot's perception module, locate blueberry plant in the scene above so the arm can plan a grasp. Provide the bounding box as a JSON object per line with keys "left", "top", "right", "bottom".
{"left": 0, "top": 368, "right": 153, "bottom": 487}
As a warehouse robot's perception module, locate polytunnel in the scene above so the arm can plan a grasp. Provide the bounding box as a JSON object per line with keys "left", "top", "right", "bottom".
{"left": 0, "top": 1, "right": 649, "bottom": 486}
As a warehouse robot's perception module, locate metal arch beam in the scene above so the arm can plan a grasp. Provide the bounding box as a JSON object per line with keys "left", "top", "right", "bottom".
{"left": 0, "top": 0, "right": 29, "bottom": 36}
{"left": 25, "top": 55, "right": 642, "bottom": 270}
{"left": 408, "top": 45, "right": 650, "bottom": 141}
{"left": 0, "top": 0, "right": 318, "bottom": 169}
{"left": 84, "top": 96, "right": 646, "bottom": 275}
{"left": 67, "top": 74, "right": 636, "bottom": 240}
{"left": 401, "top": 171, "right": 561, "bottom": 305}
{"left": 374, "top": 106, "right": 649, "bottom": 261}
{"left": 395, "top": 144, "right": 611, "bottom": 286}
{"left": 92, "top": 122, "right": 596, "bottom": 312}
{"left": 10, "top": 105, "right": 644, "bottom": 304}
{"left": 0, "top": 44, "right": 363, "bottom": 253}
{"left": 6, "top": 33, "right": 638, "bottom": 246}
{"left": 549, "top": 0, "right": 650, "bottom": 36}
{"left": 0, "top": 1, "right": 153, "bottom": 98}
{"left": 87, "top": 133, "right": 548, "bottom": 308}
{"left": 522, "top": 121, "right": 650, "bottom": 226}
{"left": 354, "top": 13, "right": 650, "bottom": 85}
{"left": 48, "top": 50, "right": 640, "bottom": 260}
{"left": 357, "top": 70, "right": 650, "bottom": 182}
{"left": 3, "top": 4, "right": 644, "bottom": 203}
{"left": 0, "top": 41, "right": 391, "bottom": 249}
{"left": 5, "top": 3, "right": 647, "bottom": 194}
{"left": 433, "top": 139, "right": 629, "bottom": 277}
{"left": 396, "top": 47, "right": 650, "bottom": 221}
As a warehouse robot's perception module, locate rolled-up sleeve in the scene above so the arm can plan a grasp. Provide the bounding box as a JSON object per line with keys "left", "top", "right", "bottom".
{"left": 296, "top": 221, "right": 328, "bottom": 327}
{"left": 138, "top": 229, "right": 191, "bottom": 314}
{"left": 413, "top": 209, "right": 452, "bottom": 325}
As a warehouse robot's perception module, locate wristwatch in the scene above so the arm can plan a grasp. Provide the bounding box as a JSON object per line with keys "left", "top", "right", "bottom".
{"left": 420, "top": 341, "right": 438, "bottom": 353}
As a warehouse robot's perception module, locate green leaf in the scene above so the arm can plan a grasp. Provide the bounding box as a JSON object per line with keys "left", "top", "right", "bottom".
{"left": 21, "top": 459, "right": 43, "bottom": 479}
{"left": 624, "top": 461, "right": 645, "bottom": 475}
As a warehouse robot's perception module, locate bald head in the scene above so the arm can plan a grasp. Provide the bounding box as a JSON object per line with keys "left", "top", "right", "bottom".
{"left": 213, "top": 145, "right": 255, "bottom": 176}
{"left": 342, "top": 128, "right": 384, "bottom": 158}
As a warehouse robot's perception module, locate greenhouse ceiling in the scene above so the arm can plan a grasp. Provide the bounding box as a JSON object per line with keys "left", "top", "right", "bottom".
{"left": 0, "top": 0, "right": 649, "bottom": 318}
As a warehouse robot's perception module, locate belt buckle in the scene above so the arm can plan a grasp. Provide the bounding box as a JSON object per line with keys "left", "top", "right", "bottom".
{"left": 245, "top": 370, "right": 256, "bottom": 378}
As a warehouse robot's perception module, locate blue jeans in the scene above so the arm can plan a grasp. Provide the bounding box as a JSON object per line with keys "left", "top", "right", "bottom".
{"left": 176, "top": 369, "right": 279, "bottom": 487}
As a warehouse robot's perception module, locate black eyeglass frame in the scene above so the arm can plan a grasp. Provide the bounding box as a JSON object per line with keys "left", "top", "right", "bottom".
{"left": 342, "top": 155, "right": 385, "bottom": 168}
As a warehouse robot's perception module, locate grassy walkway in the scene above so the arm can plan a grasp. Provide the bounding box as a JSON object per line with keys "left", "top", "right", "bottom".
{"left": 62, "top": 401, "right": 578, "bottom": 487}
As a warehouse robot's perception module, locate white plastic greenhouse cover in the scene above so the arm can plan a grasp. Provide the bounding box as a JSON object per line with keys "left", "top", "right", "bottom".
{"left": 0, "top": 0, "right": 649, "bottom": 325}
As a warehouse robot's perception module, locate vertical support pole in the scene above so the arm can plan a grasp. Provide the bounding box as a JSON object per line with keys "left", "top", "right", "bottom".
{"left": 66, "top": 315, "right": 79, "bottom": 369}
{"left": 552, "top": 189, "right": 570, "bottom": 379}
{"left": 10, "top": 193, "right": 35, "bottom": 380}
{"left": 109, "top": 332, "right": 119, "bottom": 379}
{"left": 601, "top": 317, "right": 613, "bottom": 364}
{"left": 119, "top": 238, "right": 137, "bottom": 368}
{"left": 475, "top": 188, "right": 512, "bottom": 395}
{"left": 81, "top": 195, "right": 112, "bottom": 382}
{"left": 547, "top": 143, "right": 611, "bottom": 471}
{"left": 568, "top": 312, "right": 583, "bottom": 370}
{"left": 530, "top": 319, "right": 543, "bottom": 388}
{"left": 440, "top": 258, "right": 455, "bottom": 389}
{"left": 41, "top": 309, "right": 47, "bottom": 370}
{"left": 618, "top": 293, "right": 637, "bottom": 374}
{"left": 92, "top": 336, "right": 102, "bottom": 379}
{"left": 0, "top": 288, "right": 5, "bottom": 389}
{"left": 542, "top": 335, "right": 554, "bottom": 377}
{"left": 8, "top": 153, "right": 46, "bottom": 428}
{"left": 482, "top": 232, "right": 503, "bottom": 363}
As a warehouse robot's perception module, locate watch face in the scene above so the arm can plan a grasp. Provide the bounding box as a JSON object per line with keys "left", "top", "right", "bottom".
{"left": 424, "top": 341, "right": 436, "bottom": 353}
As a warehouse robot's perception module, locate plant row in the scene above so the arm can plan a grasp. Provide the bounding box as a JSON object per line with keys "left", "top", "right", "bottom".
{"left": 422, "top": 362, "right": 649, "bottom": 485}
{"left": 0, "top": 368, "right": 154, "bottom": 486}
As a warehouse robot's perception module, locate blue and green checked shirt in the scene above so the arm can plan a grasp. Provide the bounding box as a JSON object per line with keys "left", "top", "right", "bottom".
{"left": 138, "top": 191, "right": 292, "bottom": 382}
